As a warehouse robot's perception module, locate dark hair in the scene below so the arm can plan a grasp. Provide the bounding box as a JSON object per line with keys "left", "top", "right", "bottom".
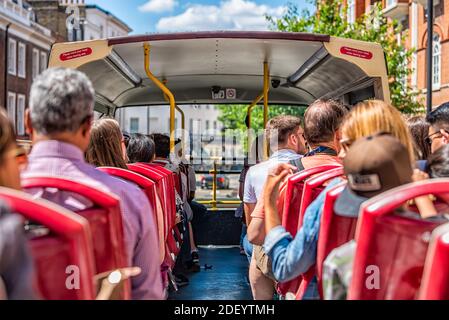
{"left": 304, "top": 99, "right": 348, "bottom": 146}
{"left": 426, "top": 144, "right": 449, "bottom": 178}
{"left": 85, "top": 118, "right": 128, "bottom": 169}
{"left": 426, "top": 102, "right": 449, "bottom": 130}
{"left": 151, "top": 133, "right": 170, "bottom": 159}
{"left": 0, "top": 108, "right": 17, "bottom": 161}
{"left": 406, "top": 116, "right": 431, "bottom": 161}
{"left": 266, "top": 115, "right": 302, "bottom": 146}
{"left": 127, "top": 133, "right": 155, "bottom": 163}
{"left": 122, "top": 131, "right": 131, "bottom": 148}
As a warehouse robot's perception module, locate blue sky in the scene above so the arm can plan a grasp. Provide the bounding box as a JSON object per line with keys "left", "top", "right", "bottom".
{"left": 86, "top": 0, "right": 313, "bottom": 34}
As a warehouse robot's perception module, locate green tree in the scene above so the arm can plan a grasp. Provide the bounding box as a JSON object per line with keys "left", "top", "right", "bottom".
{"left": 217, "top": 104, "right": 306, "bottom": 132}
{"left": 267, "top": 0, "right": 424, "bottom": 114}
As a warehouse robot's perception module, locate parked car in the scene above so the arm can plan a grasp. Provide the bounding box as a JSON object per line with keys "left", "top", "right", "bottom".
{"left": 200, "top": 174, "right": 230, "bottom": 189}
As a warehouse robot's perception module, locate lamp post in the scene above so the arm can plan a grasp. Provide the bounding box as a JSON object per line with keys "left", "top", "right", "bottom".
{"left": 426, "top": 0, "right": 434, "bottom": 114}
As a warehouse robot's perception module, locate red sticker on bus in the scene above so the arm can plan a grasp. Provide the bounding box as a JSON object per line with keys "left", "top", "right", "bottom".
{"left": 60, "top": 47, "right": 93, "bottom": 61}
{"left": 340, "top": 46, "right": 373, "bottom": 60}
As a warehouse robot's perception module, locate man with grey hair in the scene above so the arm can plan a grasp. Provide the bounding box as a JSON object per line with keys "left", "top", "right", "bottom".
{"left": 23, "top": 68, "right": 165, "bottom": 300}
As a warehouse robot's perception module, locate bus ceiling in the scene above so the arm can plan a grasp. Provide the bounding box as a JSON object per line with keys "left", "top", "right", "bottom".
{"left": 49, "top": 31, "right": 390, "bottom": 109}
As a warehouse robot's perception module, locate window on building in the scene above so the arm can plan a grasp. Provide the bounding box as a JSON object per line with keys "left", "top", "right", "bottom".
{"left": 347, "top": 0, "right": 355, "bottom": 24}
{"left": 213, "top": 121, "right": 217, "bottom": 130}
{"left": 40, "top": 52, "right": 48, "bottom": 73}
{"left": 8, "top": 39, "right": 17, "bottom": 76}
{"left": 130, "top": 118, "right": 139, "bottom": 133}
{"left": 32, "top": 49, "right": 40, "bottom": 79}
{"left": 18, "top": 43, "right": 26, "bottom": 79}
{"left": 7, "top": 92, "right": 16, "bottom": 128}
{"left": 205, "top": 120, "right": 210, "bottom": 131}
{"left": 17, "top": 94, "right": 26, "bottom": 136}
{"left": 433, "top": 33, "right": 441, "bottom": 89}
{"left": 189, "top": 118, "right": 194, "bottom": 132}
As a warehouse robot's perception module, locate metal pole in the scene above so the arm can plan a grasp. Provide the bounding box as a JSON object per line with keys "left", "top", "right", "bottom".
{"left": 263, "top": 62, "right": 270, "bottom": 160}
{"left": 426, "top": 0, "right": 434, "bottom": 114}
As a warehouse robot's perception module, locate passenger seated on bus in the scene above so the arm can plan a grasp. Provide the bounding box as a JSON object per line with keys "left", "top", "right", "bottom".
{"left": 248, "top": 102, "right": 347, "bottom": 246}
{"left": 175, "top": 139, "right": 201, "bottom": 265}
{"left": 151, "top": 133, "right": 200, "bottom": 281}
{"left": 412, "top": 144, "right": 449, "bottom": 219}
{"left": 126, "top": 133, "right": 155, "bottom": 163}
{"left": 426, "top": 102, "right": 449, "bottom": 154}
{"left": 23, "top": 68, "right": 165, "bottom": 300}
{"left": 263, "top": 100, "right": 415, "bottom": 299}
{"left": 0, "top": 109, "right": 37, "bottom": 300}
{"left": 244, "top": 115, "right": 305, "bottom": 300}
{"left": 85, "top": 118, "right": 129, "bottom": 168}
{"left": 321, "top": 135, "right": 413, "bottom": 300}
{"left": 237, "top": 135, "right": 263, "bottom": 260}
{"left": 406, "top": 116, "right": 431, "bottom": 171}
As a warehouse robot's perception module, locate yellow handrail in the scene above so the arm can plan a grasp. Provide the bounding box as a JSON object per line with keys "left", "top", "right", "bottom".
{"left": 246, "top": 92, "right": 264, "bottom": 151}
{"left": 263, "top": 61, "right": 270, "bottom": 160}
{"left": 162, "top": 80, "right": 185, "bottom": 152}
{"left": 143, "top": 43, "right": 176, "bottom": 153}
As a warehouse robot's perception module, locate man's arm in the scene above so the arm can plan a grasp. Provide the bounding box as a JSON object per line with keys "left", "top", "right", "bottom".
{"left": 247, "top": 216, "right": 265, "bottom": 245}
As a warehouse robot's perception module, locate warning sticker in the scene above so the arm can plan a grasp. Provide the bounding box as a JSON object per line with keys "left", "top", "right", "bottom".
{"left": 60, "top": 47, "right": 93, "bottom": 61}
{"left": 340, "top": 46, "right": 373, "bottom": 60}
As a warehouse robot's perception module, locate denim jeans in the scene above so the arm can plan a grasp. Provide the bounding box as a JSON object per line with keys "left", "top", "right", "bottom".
{"left": 240, "top": 224, "right": 247, "bottom": 248}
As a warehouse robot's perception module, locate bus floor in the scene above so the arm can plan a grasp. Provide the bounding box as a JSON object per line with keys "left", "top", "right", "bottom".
{"left": 169, "top": 246, "right": 253, "bottom": 300}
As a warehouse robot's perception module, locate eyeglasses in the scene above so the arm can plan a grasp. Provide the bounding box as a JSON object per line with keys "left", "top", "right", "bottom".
{"left": 425, "top": 130, "right": 448, "bottom": 146}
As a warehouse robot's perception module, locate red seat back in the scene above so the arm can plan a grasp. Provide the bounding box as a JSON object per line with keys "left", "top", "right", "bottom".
{"left": 316, "top": 181, "right": 357, "bottom": 296}
{"left": 285, "top": 168, "right": 345, "bottom": 299}
{"left": 282, "top": 165, "right": 341, "bottom": 237}
{"left": 127, "top": 164, "right": 175, "bottom": 236}
{"left": 97, "top": 167, "right": 166, "bottom": 264}
{"left": 349, "top": 179, "right": 449, "bottom": 300}
{"left": 418, "top": 223, "right": 449, "bottom": 300}
{"left": 277, "top": 165, "right": 341, "bottom": 297}
{"left": 0, "top": 187, "right": 96, "bottom": 300}
{"left": 22, "top": 177, "right": 129, "bottom": 299}
{"left": 298, "top": 167, "right": 345, "bottom": 229}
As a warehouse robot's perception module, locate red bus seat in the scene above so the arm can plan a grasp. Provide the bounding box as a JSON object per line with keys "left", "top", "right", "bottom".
{"left": 127, "top": 164, "right": 180, "bottom": 260}
{"left": 287, "top": 168, "right": 345, "bottom": 299}
{"left": 282, "top": 165, "right": 341, "bottom": 237}
{"left": 277, "top": 165, "right": 341, "bottom": 297}
{"left": 22, "top": 177, "right": 130, "bottom": 299}
{"left": 97, "top": 167, "right": 165, "bottom": 264}
{"left": 0, "top": 187, "right": 96, "bottom": 300}
{"left": 348, "top": 179, "right": 449, "bottom": 300}
{"left": 136, "top": 163, "right": 184, "bottom": 246}
{"left": 418, "top": 223, "right": 449, "bottom": 300}
{"left": 316, "top": 181, "right": 357, "bottom": 297}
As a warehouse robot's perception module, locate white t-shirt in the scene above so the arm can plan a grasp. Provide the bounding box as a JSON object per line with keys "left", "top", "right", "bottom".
{"left": 243, "top": 149, "right": 302, "bottom": 204}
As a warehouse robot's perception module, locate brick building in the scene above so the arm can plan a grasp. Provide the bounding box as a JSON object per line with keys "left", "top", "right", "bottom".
{"left": 345, "top": 0, "right": 449, "bottom": 108}
{"left": 0, "top": 0, "right": 55, "bottom": 138}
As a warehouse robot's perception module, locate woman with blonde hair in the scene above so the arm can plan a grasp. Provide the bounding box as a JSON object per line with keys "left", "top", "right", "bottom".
{"left": 339, "top": 100, "right": 415, "bottom": 163}
{"left": 85, "top": 118, "right": 128, "bottom": 169}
